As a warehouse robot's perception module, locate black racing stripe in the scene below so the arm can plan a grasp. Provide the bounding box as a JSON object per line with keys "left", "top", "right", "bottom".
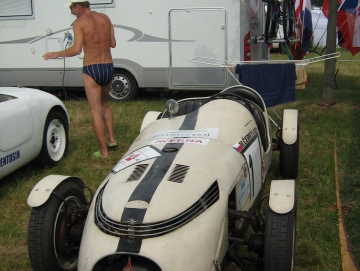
{"left": 117, "top": 238, "right": 143, "bottom": 253}
{"left": 122, "top": 150, "right": 179, "bottom": 218}
{"left": 121, "top": 208, "right": 147, "bottom": 224}
{"left": 116, "top": 109, "right": 199, "bottom": 253}
{"left": 178, "top": 110, "right": 198, "bottom": 130}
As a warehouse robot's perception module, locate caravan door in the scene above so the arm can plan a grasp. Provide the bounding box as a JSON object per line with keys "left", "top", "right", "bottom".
{"left": 169, "top": 8, "right": 227, "bottom": 88}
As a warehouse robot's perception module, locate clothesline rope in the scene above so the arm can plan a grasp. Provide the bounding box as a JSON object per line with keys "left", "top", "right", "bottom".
{"left": 190, "top": 52, "right": 341, "bottom": 69}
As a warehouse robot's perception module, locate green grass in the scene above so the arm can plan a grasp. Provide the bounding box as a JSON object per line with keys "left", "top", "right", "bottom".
{"left": 0, "top": 49, "right": 359, "bottom": 270}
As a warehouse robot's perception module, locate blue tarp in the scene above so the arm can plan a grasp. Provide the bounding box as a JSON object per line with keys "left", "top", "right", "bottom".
{"left": 235, "top": 63, "right": 296, "bottom": 108}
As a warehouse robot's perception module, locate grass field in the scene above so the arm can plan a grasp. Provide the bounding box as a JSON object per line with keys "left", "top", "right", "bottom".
{"left": 0, "top": 49, "right": 359, "bottom": 270}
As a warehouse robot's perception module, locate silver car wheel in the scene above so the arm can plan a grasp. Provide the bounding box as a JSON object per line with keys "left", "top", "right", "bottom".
{"left": 46, "top": 119, "right": 67, "bottom": 162}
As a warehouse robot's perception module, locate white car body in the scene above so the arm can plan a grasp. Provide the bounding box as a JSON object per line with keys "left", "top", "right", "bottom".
{"left": 0, "top": 87, "right": 69, "bottom": 179}
{"left": 27, "top": 85, "right": 299, "bottom": 271}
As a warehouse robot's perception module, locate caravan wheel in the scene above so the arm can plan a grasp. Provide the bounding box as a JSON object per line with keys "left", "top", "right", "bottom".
{"left": 109, "top": 69, "right": 138, "bottom": 102}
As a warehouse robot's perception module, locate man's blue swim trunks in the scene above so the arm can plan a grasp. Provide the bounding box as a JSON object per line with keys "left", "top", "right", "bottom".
{"left": 82, "top": 63, "right": 114, "bottom": 86}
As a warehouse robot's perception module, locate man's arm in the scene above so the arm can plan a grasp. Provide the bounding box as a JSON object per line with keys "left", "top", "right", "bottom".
{"left": 43, "top": 21, "right": 84, "bottom": 60}
{"left": 110, "top": 23, "right": 116, "bottom": 48}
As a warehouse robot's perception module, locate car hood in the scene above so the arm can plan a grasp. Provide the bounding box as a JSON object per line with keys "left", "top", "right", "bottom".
{"left": 97, "top": 99, "right": 257, "bottom": 225}
{"left": 100, "top": 141, "right": 241, "bottom": 224}
{"left": 0, "top": 86, "right": 53, "bottom": 98}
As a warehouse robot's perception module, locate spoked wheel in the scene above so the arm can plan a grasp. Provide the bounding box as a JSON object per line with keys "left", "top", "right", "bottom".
{"left": 28, "top": 180, "right": 87, "bottom": 271}
{"left": 35, "top": 110, "right": 69, "bottom": 167}
{"left": 283, "top": 0, "right": 296, "bottom": 40}
{"left": 263, "top": 204, "right": 296, "bottom": 271}
{"left": 265, "top": 0, "right": 281, "bottom": 42}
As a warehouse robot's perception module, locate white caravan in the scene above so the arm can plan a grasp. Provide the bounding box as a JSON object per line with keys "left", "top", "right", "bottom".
{"left": 0, "top": 0, "right": 268, "bottom": 101}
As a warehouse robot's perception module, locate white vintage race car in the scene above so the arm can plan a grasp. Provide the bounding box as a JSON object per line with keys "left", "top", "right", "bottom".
{"left": 0, "top": 87, "right": 69, "bottom": 179}
{"left": 27, "top": 85, "right": 299, "bottom": 271}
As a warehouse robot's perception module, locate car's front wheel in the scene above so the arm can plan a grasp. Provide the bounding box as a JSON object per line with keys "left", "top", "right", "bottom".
{"left": 35, "top": 109, "right": 69, "bottom": 167}
{"left": 28, "top": 180, "right": 87, "bottom": 271}
{"left": 263, "top": 204, "right": 296, "bottom": 271}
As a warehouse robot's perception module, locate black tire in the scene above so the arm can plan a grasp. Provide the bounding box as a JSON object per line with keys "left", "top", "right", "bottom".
{"left": 265, "top": 0, "right": 280, "bottom": 42}
{"left": 109, "top": 69, "right": 138, "bottom": 102}
{"left": 277, "top": 43, "right": 286, "bottom": 54}
{"left": 283, "top": 0, "right": 296, "bottom": 40}
{"left": 263, "top": 205, "right": 296, "bottom": 271}
{"left": 28, "top": 180, "right": 86, "bottom": 271}
{"left": 35, "top": 109, "right": 69, "bottom": 168}
{"left": 279, "top": 119, "right": 299, "bottom": 179}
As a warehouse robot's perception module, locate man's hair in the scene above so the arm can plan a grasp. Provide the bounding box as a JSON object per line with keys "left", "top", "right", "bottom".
{"left": 75, "top": 1, "right": 90, "bottom": 8}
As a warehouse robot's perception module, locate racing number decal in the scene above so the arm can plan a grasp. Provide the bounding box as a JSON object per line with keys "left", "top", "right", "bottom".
{"left": 249, "top": 155, "right": 254, "bottom": 198}
{"left": 242, "top": 136, "right": 262, "bottom": 206}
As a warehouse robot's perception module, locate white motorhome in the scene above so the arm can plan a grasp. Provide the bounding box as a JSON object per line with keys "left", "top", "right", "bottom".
{"left": 0, "top": 0, "right": 268, "bottom": 101}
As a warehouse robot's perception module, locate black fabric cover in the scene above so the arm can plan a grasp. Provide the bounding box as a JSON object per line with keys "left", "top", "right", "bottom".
{"left": 235, "top": 63, "right": 296, "bottom": 108}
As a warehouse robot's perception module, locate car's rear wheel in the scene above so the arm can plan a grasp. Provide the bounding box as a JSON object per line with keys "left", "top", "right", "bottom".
{"left": 263, "top": 204, "right": 296, "bottom": 271}
{"left": 109, "top": 69, "right": 138, "bottom": 102}
{"left": 28, "top": 180, "right": 86, "bottom": 271}
{"left": 35, "top": 109, "right": 68, "bottom": 167}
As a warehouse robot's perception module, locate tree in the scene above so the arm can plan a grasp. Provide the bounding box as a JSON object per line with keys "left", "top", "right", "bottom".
{"left": 319, "top": 0, "right": 338, "bottom": 107}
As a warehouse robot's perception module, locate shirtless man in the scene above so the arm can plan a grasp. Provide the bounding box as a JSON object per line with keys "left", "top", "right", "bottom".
{"left": 43, "top": 0, "right": 116, "bottom": 158}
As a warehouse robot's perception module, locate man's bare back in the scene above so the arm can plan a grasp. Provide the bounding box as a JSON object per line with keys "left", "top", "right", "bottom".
{"left": 76, "top": 12, "right": 115, "bottom": 66}
{"left": 42, "top": 3, "right": 116, "bottom": 65}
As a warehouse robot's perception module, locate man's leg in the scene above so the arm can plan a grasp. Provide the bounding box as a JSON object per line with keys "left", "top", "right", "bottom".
{"left": 101, "top": 82, "right": 116, "bottom": 145}
{"left": 83, "top": 73, "right": 109, "bottom": 158}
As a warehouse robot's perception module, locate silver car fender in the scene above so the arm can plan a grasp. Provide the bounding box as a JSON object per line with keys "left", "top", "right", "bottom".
{"left": 27, "top": 175, "right": 84, "bottom": 207}
{"left": 282, "top": 109, "right": 298, "bottom": 145}
{"left": 269, "top": 179, "right": 295, "bottom": 214}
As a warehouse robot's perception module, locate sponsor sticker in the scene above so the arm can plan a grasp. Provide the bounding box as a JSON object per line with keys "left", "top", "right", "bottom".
{"left": 112, "top": 146, "right": 160, "bottom": 173}
{"left": 0, "top": 150, "right": 20, "bottom": 167}
{"left": 232, "top": 127, "right": 258, "bottom": 153}
{"left": 125, "top": 200, "right": 149, "bottom": 209}
{"left": 150, "top": 137, "right": 209, "bottom": 145}
{"left": 238, "top": 178, "right": 250, "bottom": 206}
{"left": 151, "top": 128, "right": 219, "bottom": 140}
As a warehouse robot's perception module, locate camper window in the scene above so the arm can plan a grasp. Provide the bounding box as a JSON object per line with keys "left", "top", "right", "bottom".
{"left": 89, "top": 0, "right": 115, "bottom": 9}
{"left": 0, "top": 0, "right": 34, "bottom": 20}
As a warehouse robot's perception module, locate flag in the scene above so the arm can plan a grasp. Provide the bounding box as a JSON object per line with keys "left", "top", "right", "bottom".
{"left": 248, "top": 0, "right": 262, "bottom": 19}
{"left": 300, "top": 0, "right": 313, "bottom": 53}
{"left": 291, "top": 0, "right": 313, "bottom": 59}
{"left": 322, "top": 0, "right": 360, "bottom": 56}
{"left": 321, "top": 0, "right": 340, "bottom": 18}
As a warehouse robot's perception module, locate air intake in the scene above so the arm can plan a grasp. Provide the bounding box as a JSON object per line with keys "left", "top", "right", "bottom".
{"left": 127, "top": 164, "right": 149, "bottom": 182}
{"left": 95, "top": 181, "right": 219, "bottom": 239}
{"left": 168, "top": 164, "right": 189, "bottom": 183}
